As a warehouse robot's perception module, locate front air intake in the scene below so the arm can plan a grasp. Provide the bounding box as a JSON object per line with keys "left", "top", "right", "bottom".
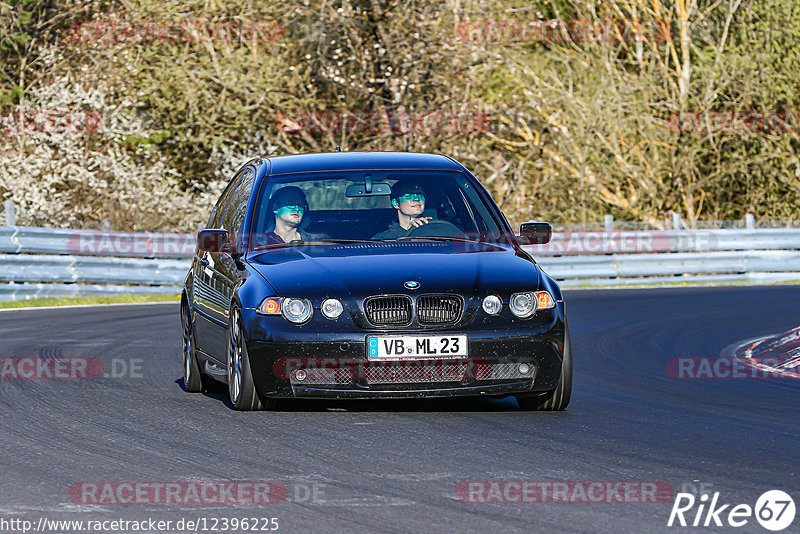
{"left": 417, "top": 295, "right": 463, "bottom": 324}
{"left": 364, "top": 295, "right": 413, "bottom": 326}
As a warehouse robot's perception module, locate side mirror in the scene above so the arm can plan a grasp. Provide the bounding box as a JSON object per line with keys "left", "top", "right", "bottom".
{"left": 519, "top": 222, "right": 552, "bottom": 245}
{"left": 197, "top": 229, "right": 229, "bottom": 253}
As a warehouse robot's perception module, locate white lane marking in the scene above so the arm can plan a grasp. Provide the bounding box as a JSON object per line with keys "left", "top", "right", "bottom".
{"left": 0, "top": 301, "right": 177, "bottom": 313}
{"left": 314, "top": 497, "right": 416, "bottom": 507}
{"left": 369, "top": 472, "right": 456, "bottom": 481}
{"left": 0, "top": 504, "right": 110, "bottom": 514}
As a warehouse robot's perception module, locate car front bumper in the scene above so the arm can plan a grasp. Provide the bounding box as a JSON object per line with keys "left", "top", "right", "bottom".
{"left": 241, "top": 308, "right": 566, "bottom": 399}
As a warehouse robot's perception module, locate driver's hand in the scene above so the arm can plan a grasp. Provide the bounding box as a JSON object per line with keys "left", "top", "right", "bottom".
{"left": 409, "top": 217, "right": 432, "bottom": 228}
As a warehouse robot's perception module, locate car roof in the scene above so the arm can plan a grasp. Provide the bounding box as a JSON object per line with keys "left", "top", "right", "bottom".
{"left": 263, "top": 152, "right": 463, "bottom": 175}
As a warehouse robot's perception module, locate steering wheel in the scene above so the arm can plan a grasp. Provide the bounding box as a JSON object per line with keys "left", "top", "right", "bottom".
{"left": 406, "top": 219, "right": 466, "bottom": 239}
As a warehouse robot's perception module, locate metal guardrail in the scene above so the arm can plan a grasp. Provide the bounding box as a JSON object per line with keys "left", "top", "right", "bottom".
{"left": 534, "top": 251, "right": 800, "bottom": 287}
{"left": 0, "top": 283, "right": 182, "bottom": 301}
{"left": 0, "top": 226, "right": 192, "bottom": 300}
{"left": 536, "top": 250, "right": 800, "bottom": 278}
{"left": 1, "top": 225, "right": 799, "bottom": 300}
{"left": 0, "top": 254, "right": 186, "bottom": 285}
{"left": 0, "top": 226, "right": 193, "bottom": 258}
{"left": 525, "top": 228, "right": 800, "bottom": 255}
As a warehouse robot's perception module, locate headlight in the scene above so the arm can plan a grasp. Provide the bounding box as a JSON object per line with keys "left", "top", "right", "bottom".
{"left": 281, "top": 298, "right": 313, "bottom": 324}
{"left": 482, "top": 295, "right": 502, "bottom": 315}
{"left": 321, "top": 298, "right": 344, "bottom": 319}
{"left": 256, "top": 297, "right": 282, "bottom": 315}
{"left": 510, "top": 291, "right": 537, "bottom": 318}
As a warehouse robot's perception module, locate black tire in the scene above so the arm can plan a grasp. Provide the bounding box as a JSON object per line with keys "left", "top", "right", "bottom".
{"left": 181, "top": 298, "right": 213, "bottom": 393}
{"left": 517, "top": 317, "right": 572, "bottom": 411}
{"left": 227, "top": 307, "right": 275, "bottom": 411}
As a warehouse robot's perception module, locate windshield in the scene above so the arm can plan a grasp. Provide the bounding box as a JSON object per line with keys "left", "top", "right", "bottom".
{"left": 248, "top": 170, "right": 512, "bottom": 250}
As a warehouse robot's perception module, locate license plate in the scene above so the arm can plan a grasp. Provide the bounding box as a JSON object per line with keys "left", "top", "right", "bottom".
{"left": 366, "top": 335, "right": 468, "bottom": 360}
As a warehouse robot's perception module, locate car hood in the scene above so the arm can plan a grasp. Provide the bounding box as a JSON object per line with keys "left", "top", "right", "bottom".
{"left": 247, "top": 241, "right": 541, "bottom": 299}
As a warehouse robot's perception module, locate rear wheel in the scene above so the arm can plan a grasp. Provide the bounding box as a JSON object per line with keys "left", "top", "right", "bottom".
{"left": 227, "top": 307, "right": 275, "bottom": 411}
{"left": 181, "top": 299, "right": 212, "bottom": 392}
{"left": 517, "top": 317, "right": 572, "bottom": 411}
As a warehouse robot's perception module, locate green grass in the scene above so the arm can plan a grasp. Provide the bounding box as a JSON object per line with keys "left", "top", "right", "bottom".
{"left": 0, "top": 293, "right": 180, "bottom": 309}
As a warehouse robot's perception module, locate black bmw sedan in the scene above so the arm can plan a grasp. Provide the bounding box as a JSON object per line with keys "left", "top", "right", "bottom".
{"left": 181, "top": 152, "right": 571, "bottom": 411}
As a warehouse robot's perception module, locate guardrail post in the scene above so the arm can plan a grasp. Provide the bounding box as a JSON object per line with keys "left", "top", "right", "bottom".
{"left": 672, "top": 213, "right": 682, "bottom": 231}
{"left": 3, "top": 200, "right": 16, "bottom": 226}
{"left": 604, "top": 215, "right": 614, "bottom": 232}
{"left": 745, "top": 213, "right": 755, "bottom": 229}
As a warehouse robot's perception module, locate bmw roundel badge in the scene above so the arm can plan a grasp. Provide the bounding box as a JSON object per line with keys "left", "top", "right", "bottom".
{"left": 404, "top": 281, "right": 420, "bottom": 290}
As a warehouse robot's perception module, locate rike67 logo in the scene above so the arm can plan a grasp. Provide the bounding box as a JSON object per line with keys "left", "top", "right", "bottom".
{"left": 668, "top": 490, "right": 796, "bottom": 531}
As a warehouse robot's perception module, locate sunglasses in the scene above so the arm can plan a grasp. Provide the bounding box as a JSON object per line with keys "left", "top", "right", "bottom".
{"left": 275, "top": 205, "right": 305, "bottom": 215}
{"left": 396, "top": 193, "right": 425, "bottom": 203}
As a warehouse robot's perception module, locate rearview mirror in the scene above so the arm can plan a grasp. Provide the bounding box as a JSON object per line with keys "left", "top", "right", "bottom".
{"left": 519, "top": 222, "right": 552, "bottom": 245}
{"left": 346, "top": 174, "right": 391, "bottom": 197}
{"left": 197, "top": 229, "right": 229, "bottom": 253}
{"left": 345, "top": 182, "right": 391, "bottom": 197}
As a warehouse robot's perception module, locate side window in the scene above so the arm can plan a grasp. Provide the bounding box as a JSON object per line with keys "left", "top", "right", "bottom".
{"left": 210, "top": 168, "right": 246, "bottom": 228}
{"left": 221, "top": 169, "right": 255, "bottom": 233}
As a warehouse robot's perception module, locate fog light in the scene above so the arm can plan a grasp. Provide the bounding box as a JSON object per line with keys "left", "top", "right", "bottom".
{"left": 482, "top": 295, "right": 502, "bottom": 315}
{"left": 295, "top": 369, "right": 307, "bottom": 381}
{"left": 321, "top": 298, "right": 344, "bottom": 319}
{"left": 518, "top": 363, "right": 531, "bottom": 375}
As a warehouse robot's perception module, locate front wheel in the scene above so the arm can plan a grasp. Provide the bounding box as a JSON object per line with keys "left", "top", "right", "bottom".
{"left": 227, "top": 307, "right": 275, "bottom": 411}
{"left": 182, "top": 299, "right": 212, "bottom": 392}
{"left": 517, "top": 317, "right": 573, "bottom": 411}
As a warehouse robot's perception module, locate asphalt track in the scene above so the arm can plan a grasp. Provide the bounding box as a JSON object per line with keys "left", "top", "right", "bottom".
{"left": 1, "top": 286, "right": 799, "bottom": 533}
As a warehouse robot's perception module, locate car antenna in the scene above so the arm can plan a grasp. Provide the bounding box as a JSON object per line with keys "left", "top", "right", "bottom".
{"left": 335, "top": 145, "right": 341, "bottom": 152}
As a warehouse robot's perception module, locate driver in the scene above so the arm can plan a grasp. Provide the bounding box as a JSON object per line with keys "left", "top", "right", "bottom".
{"left": 259, "top": 186, "right": 320, "bottom": 245}
{"left": 372, "top": 180, "right": 432, "bottom": 240}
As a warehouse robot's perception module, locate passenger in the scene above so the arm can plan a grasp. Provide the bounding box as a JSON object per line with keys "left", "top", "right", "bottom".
{"left": 372, "top": 180, "right": 432, "bottom": 240}
{"left": 260, "top": 186, "right": 320, "bottom": 245}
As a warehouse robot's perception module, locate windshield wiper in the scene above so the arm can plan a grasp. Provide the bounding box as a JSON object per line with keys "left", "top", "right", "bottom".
{"left": 394, "top": 236, "right": 480, "bottom": 243}
{"left": 252, "top": 238, "right": 375, "bottom": 251}
{"left": 301, "top": 238, "right": 376, "bottom": 245}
